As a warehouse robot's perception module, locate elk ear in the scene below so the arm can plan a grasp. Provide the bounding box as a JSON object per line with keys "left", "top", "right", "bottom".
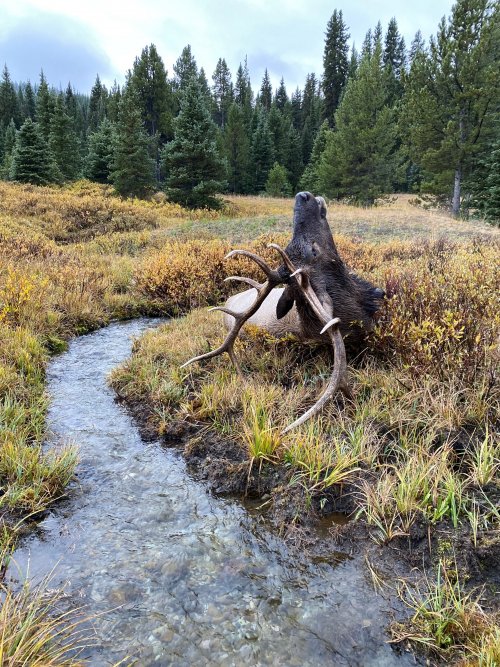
{"left": 315, "top": 196, "right": 328, "bottom": 220}
{"left": 276, "top": 287, "right": 295, "bottom": 319}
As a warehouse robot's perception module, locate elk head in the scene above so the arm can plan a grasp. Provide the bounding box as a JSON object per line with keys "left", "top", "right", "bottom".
{"left": 181, "top": 192, "right": 385, "bottom": 433}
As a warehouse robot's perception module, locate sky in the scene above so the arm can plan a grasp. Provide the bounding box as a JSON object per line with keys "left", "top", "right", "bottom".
{"left": 0, "top": 0, "right": 456, "bottom": 94}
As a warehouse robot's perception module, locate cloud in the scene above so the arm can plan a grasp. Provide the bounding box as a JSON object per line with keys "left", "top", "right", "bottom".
{"left": 0, "top": 10, "right": 115, "bottom": 91}
{"left": 0, "top": 0, "right": 456, "bottom": 94}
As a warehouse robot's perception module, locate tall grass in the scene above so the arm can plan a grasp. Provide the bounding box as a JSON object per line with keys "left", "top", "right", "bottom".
{"left": 0, "top": 545, "right": 92, "bottom": 666}
{"left": 392, "top": 558, "right": 500, "bottom": 663}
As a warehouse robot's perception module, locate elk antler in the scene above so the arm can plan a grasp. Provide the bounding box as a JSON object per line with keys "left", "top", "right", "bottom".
{"left": 180, "top": 250, "right": 283, "bottom": 373}
{"left": 181, "top": 244, "right": 350, "bottom": 433}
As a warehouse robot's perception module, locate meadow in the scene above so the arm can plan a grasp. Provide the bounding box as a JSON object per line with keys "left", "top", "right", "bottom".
{"left": 0, "top": 180, "right": 498, "bottom": 665}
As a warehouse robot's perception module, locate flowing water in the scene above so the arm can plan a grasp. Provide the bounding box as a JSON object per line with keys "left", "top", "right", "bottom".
{"left": 10, "top": 320, "right": 417, "bottom": 667}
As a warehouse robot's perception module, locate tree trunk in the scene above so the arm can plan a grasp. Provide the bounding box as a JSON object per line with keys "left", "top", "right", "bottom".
{"left": 452, "top": 164, "right": 461, "bottom": 216}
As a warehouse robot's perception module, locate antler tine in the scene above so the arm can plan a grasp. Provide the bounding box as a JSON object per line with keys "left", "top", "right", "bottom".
{"left": 181, "top": 279, "right": 277, "bottom": 373}
{"left": 181, "top": 249, "right": 283, "bottom": 373}
{"left": 224, "top": 276, "right": 264, "bottom": 290}
{"left": 267, "top": 243, "right": 296, "bottom": 273}
{"left": 225, "top": 249, "right": 279, "bottom": 280}
{"left": 282, "top": 326, "right": 348, "bottom": 433}
{"left": 281, "top": 269, "right": 351, "bottom": 434}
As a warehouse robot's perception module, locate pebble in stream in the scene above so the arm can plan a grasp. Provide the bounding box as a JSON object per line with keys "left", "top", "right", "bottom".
{"left": 10, "top": 320, "right": 417, "bottom": 667}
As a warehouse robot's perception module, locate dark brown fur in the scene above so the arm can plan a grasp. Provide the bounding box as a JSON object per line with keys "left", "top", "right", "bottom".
{"left": 276, "top": 192, "right": 384, "bottom": 349}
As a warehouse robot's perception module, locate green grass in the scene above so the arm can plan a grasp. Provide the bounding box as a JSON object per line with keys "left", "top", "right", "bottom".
{"left": 392, "top": 558, "right": 500, "bottom": 663}
{"left": 0, "top": 551, "right": 90, "bottom": 666}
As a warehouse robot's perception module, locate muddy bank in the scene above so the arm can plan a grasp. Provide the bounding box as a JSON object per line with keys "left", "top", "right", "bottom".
{"left": 118, "top": 393, "right": 500, "bottom": 629}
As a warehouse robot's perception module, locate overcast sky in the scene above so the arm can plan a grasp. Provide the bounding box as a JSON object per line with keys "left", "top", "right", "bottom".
{"left": 0, "top": 0, "right": 455, "bottom": 94}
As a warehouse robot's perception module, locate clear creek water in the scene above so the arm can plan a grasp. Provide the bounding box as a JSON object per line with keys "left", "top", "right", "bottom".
{"left": 11, "top": 320, "right": 418, "bottom": 666}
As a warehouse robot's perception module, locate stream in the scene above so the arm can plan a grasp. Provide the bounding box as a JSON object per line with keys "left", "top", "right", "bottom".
{"left": 10, "top": 319, "right": 417, "bottom": 666}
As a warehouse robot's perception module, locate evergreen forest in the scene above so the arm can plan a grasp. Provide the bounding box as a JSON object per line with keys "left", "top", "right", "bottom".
{"left": 0, "top": 0, "right": 499, "bottom": 220}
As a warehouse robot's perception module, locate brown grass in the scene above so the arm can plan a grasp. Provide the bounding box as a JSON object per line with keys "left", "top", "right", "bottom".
{"left": 112, "top": 235, "right": 499, "bottom": 539}
{"left": 0, "top": 179, "right": 498, "bottom": 666}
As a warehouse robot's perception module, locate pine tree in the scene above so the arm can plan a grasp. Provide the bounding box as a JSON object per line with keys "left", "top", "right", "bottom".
{"left": 88, "top": 74, "right": 108, "bottom": 132}
{"left": 290, "top": 88, "right": 302, "bottom": 130}
{"left": 234, "top": 58, "right": 254, "bottom": 138}
{"left": 111, "top": 91, "right": 155, "bottom": 198}
{"left": 85, "top": 118, "right": 115, "bottom": 183}
{"left": 0, "top": 129, "right": 5, "bottom": 171}
{"left": 301, "top": 115, "right": 314, "bottom": 164}
{"left": 300, "top": 73, "right": 322, "bottom": 165}
{"left": 36, "top": 72, "right": 55, "bottom": 141}
{"left": 64, "top": 83, "right": 86, "bottom": 143}
{"left": 173, "top": 45, "right": 198, "bottom": 91}
{"left": 259, "top": 69, "right": 272, "bottom": 111}
{"left": 302, "top": 73, "right": 322, "bottom": 132}
{"left": 64, "top": 83, "right": 77, "bottom": 121}
{"left": 11, "top": 118, "right": 57, "bottom": 184}
{"left": 0, "top": 124, "right": 5, "bottom": 166}
{"left": 401, "top": 0, "right": 500, "bottom": 214}
{"left": 474, "top": 137, "right": 500, "bottom": 222}
{"left": 235, "top": 58, "right": 252, "bottom": 107}
{"left": 409, "top": 30, "right": 425, "bottom": 64}
{"left": 107, "top": 81, "right": 122, "bottom": 123}
{"left": 23, "top": 81, "right": 36, "bottom": 120}
{"left": 268, "top": 105, "right": 287, "bottom": 164}
{"left": 198, "top": 68, "right": 212, "bottom": 103}
{"left": 129, "top": 44, "right": 172, "bottom": 138}
{"left": 275, "top": 78, "right": 288, "bottom": 111}
{"left": 224, "top": 102, "right": 250, "bottom": 193}
{"left": 317, "top": 38, "right": 398, "bottom": 204}
{"left": 384, "top": 18, "right": 406, "bottom": 75}
{"left": 164, "top": 77, "right": 227, "bottom": 208}
{"left": 349, "top": 45, "right": 359, "bottom": 79}
{"left": 251, "top": 109, "right": 275, "bottom": 192}
{"left": 17, "top": 87, "right": 25, "bottom": 122}
{"left": 212, "top": 58, "right": 233, "bottom": 128}
{"left": 300, "top": 119, "right": 330, "bottom": 193}
{"left": 0, "top": 65, "right": 20, "bottom": 128}
{"left": 285, "top": 123, "right": 303, "bottom": 191}
{"left": 322, "top": 10, "right": 350, "bottom": 125}
{"left": 49, "top": 94, "right": 81, "bottom": 181}
{"left": 1, "top": 119, "right": 17, "bottom": 178}
{"left": 383, "top": 18, "right": 407, "bottom": 103}
{"left": 266, "top": 162, "right": 291, "bottom": 196}
{"left": 362, "top": 29, "right": 373, "bottom": 58}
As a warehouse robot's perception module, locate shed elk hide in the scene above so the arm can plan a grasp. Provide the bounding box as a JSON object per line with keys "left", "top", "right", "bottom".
{"left": 182, "top": 192, "right": 385, "bottom": 432}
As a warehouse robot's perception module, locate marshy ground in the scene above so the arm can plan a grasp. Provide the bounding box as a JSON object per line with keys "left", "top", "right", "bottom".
{"left": 0, "top": 180, "right": 498, "bottom": 665}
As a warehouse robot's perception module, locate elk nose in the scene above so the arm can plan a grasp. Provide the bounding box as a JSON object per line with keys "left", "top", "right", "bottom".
{"left": 296, "top": 191, "right": 310, "bottom": 202}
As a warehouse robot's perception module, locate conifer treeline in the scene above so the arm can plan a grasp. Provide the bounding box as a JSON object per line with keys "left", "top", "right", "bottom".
{"left": 0, "top": 0, "right": 498, "bottom": 218}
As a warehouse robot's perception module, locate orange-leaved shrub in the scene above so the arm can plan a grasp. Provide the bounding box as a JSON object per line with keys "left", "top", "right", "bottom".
{"left": 371, "top": 240, "right": 499, "bottom": 383}
{"left": 134, "top": 235, "right": 289, "bottom": 314}
{"left": 136, "top": 234, "right": 499, "bottom": 388}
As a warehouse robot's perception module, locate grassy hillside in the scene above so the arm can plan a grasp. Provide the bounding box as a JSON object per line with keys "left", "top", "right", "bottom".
{"left": 0, "top": 180, "right": 498, "bottom": 664}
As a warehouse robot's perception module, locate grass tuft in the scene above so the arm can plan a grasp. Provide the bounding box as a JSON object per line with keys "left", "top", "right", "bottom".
{"left": 392, "top": 558, "right": 500, "bottom": 663}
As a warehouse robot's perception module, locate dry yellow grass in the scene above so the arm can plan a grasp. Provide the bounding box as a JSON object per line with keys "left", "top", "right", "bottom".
{"left": 0, "top": 179, "right": 498, "bottom": 666}
{"left": 325, "top": 194, "right": 498, "bottom": 241}
{"left": 112, "top": 234, "right": 499, "bottom": 532}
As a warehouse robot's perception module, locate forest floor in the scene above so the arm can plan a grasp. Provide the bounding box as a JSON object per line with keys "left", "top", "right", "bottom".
{"left": 0, "top": 180, "right": 498, "bottom": 665}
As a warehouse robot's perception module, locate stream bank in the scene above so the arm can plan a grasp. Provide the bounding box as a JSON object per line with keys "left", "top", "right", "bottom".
{"left": 9, "top": 319, "right": 417, "bottom": 666}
